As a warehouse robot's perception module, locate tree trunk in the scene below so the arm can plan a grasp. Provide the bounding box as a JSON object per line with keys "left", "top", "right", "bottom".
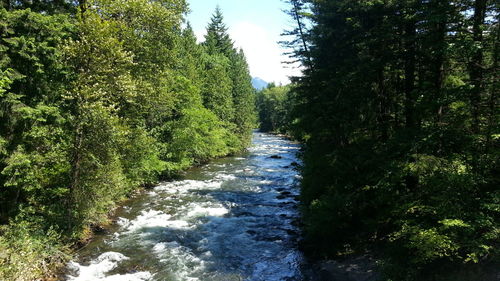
{"left": 404, "top": 14, "right": 416, "bottom": 129}
{"left": 377, "top": 67, "right": 389, "bottom": 141}
{"left": 291, "top": 0, "right": 312, "bottom": 67}
{"left": 79, "top": 0, "right": 87, "bottom": 15}
{"left": 432, "top": 1, "right": 446, "bottom": 124}
{"left": 486, "top": 13, "right": 499, "bottom": 150}
{"left": 470, "top": 0, "right": 487, "bottom": 134}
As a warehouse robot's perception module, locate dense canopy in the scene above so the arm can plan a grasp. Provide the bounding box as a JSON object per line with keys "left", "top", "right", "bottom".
{"left": 0, "top": 1, "right": 255, "bottom": 279}
{"left": 263, "top": 0, "right": 499, "bottom": 279}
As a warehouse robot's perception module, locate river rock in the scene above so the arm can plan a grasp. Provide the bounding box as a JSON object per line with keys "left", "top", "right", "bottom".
{"left": 65, "top": 132, "right": 305, "bottom": 281}
{"left": 311, "top": 256, "right": 380, "bottom": 281}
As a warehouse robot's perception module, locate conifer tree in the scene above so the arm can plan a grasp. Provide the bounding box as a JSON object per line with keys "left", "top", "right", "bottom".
{"left": 203, "top": 6, "right": 234, "bottom": 57}
{"left": 0, "top": 1, "right": 257, "bottom": 279}
{"left": 202, "top": 7, "right": 256, "bottom": 147}
{"left": 230, "top": 49, "right": 256, "bottom": 146}
{"left": 286, "top": 0, "right": 499, "bottom": 279}
{"left": 201, "top": 53, "right": 234, "bottom": 124}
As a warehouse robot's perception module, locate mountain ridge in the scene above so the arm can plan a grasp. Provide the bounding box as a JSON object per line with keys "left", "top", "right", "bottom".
{"left": 251, "top": 77, "right": 268, "bottom": 91}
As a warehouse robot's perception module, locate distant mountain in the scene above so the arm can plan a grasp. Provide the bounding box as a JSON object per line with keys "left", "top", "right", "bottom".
{"left": 251, "top": 77, "right": 268, "bottom": 91}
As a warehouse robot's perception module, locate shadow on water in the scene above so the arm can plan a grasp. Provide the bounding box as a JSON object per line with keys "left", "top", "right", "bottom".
{"left": 65, "top": 132, "right": 306, "bottom": 281}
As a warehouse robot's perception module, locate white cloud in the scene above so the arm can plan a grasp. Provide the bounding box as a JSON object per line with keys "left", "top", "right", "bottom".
{"left": 194, "top": 22, "right": 302, "bottom": 85}
{"left": 194, "top": 30, "right": 206, "bottom": 44}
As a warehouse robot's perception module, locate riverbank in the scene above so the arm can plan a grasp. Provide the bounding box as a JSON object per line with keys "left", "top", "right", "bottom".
{"left": 0, "top": 3, "right": 258, "bottom": 280}
{"left": 0, "top": 147, "right": 254, "bottom": 281}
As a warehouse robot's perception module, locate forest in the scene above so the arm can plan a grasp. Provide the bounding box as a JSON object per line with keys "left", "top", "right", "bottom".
{"left": 0, "top": 1, "right": 255, "bottom": 279}
{"left": 258, "top": 0, "right": 498, "bottom": 280}
{"left": 1, "top": 0, "right": 499, "bottom": 280}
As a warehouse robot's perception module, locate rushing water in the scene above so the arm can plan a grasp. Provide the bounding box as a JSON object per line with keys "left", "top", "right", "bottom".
{"left": 65, "top": 132, "right": 306, "bottom": 281}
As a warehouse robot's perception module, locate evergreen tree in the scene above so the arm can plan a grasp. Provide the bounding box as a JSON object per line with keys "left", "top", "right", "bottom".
{"left": 230, "top": 49, "right": 256, "bottom": 146}
{"left": 177, "top": 23, "right": 204, "bottom": 87}
{"left": 201, "top": 53, "right": 234, "bottom": 124}
{"left": 287, "top": 0, "right": 499, "bottom": 279}
{"left": 201, "top": 7, "right": 256, "bottom": 149}
{"left": 281, "top": 0, "right": 312, "bottom": 66}
{"left": 203, "top": 6, "right": 234, "bottom": 57}
{"left": 0, "top": 1, "right": 257, "bottom": 279}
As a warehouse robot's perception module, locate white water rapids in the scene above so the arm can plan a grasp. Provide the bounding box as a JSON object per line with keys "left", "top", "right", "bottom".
{"left": 65, "top": 133, "right": 305, "bottom": 281}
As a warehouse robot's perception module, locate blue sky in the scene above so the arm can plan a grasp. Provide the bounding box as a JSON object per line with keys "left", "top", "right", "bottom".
{"left": 186, "top": 0, "right": 301, "bottom": 84}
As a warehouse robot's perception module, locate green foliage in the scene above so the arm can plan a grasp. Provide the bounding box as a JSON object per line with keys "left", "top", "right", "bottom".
{"left": 0, "top": 2, "right": 256, "bottom": 279}
{"left": 203, "top": 6, "right": 234, "bottom": 56}
{"left": 4, "top": 0, "right": 75, "bottom": 14}
{"left": 201, "top": 7, "right": 256, "bottom": 149}
{"left": 118, "top": 126, "right": 165, "bottom": 187}
{"left": 63, "top": 10, "right": 137, "bottom": 230}
{"left": 153, "top": 74, "right": 236, "bottom": 174}
{"left": 165, "top": 107, "right": 234, "bottom": 168}
{"left": 286, "top": 0, "right": 499, "bottom": 279}
{"left": 0, "top": 220, "right": 68, "bottom": 281}
{"left": 256, "top": 84, "right": 294, "bottom": 134}
{"left": 0, "top": 8, "right": 73, "bottom": 226}
{"left": 201, "top": 53, "right": 235, "bottom": 123}
{"left": 0, "top": 7, "right": 74, "bottom": 105}
{"left": 230, "top": 50, "right": 257, "bottom": 147}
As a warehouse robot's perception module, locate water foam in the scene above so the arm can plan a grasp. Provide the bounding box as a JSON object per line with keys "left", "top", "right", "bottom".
{"left": 154, "top": 180, "right": 222, "bottom": 193}
{"left": 66, "top": 133, "right": 304, "bottom": 281}
{"left": 186, "top": 204, "right": 229, "bottom": 218}
{"left": 214, "top": 173, "right": 237, "bottom": 181}
{"left": 152, "top": 242, "right": 205, "bottom": 281}
{"left": 124, "top": 210, "right": 191, "bottom": 232}
{"left": 67, "top": 252, "right": 151, "bottom": 281}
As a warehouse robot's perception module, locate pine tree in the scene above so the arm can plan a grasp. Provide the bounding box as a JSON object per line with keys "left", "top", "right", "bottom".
{"left": 203, "top": 6, "right": 234, "bottom": 57}
{"left": 281, "top": 0, "right": 312, "bottom": 67}
{"left": 0, "top": 1, "right": 257, "bottom": 278}
{"left": 201, "top": 53, "right": 234, "bottom": 123}
{"left": 230, "top": 49, "right": 256, "bottom": 146}
{"left": 288, "top": 0, "right": 499, "bottom": 279}
{"left": 201, "top": 7, "right": 255, "bottom": 148}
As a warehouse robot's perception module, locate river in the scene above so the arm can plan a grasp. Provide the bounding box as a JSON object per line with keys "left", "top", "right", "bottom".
{"left": 65, "top": 132, "right": 306, "bottom": 281}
